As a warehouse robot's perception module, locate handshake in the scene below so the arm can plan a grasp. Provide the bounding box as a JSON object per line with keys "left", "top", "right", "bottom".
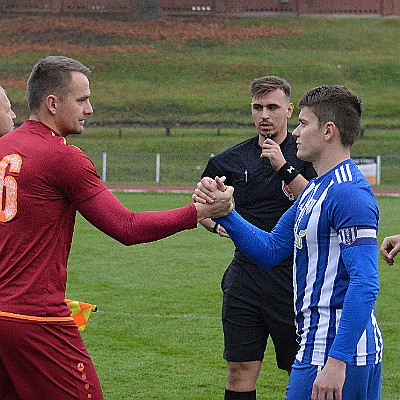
{"left": 192, "top": 176, "right": 235, "bottom": 222}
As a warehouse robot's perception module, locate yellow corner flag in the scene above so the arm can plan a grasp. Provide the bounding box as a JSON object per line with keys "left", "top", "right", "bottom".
{"left": 65, "top": 299, "right": 97, "bottom": 331}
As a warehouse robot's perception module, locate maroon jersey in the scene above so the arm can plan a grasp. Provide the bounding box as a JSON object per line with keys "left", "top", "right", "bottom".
{"left": 0, "top": 120, "right": 197, "bottom": 320}
{"left": 0, "top": 120, "right": 107, "bottom": 318}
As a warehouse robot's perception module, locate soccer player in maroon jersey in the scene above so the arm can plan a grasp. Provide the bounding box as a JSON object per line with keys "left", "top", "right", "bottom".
{"left": 0, "top": 56, "right": 232, "bottom": 400}
{"left": 0, "top": 85, "right": 16, "bottom": 136}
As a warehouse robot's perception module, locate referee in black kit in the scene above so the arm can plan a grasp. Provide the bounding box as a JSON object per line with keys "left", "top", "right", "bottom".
{"left": 199, "top": 76, "right": 316, "bottom": 400}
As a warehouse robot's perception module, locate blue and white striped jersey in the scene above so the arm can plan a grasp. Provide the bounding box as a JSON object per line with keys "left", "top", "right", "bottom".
{"left": 293, "top": 159, "right": 382, "bottom": 366}
{"left": 216, "top": 159, "right": 383, "bottom": 367}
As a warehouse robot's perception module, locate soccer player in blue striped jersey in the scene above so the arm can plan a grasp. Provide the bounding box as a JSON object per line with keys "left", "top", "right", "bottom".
{"left": 194, "top": 85, "right": 382, "bottom": 399}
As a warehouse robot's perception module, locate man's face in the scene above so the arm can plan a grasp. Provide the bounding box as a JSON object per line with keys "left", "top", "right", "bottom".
{"left": 0, "top": 88, "right": 16, "bottom": 136}
{"left": 292, "top": 106, "right": 324, "bottom": 163}
{"left": 53, "top": 71, "right": 93, "bottom": 137}
{"left": 251, "top": 89, "right": 294, "bottom": 145}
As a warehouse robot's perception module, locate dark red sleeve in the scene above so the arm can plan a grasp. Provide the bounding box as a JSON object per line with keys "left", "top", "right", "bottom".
{"left": 77, "top": 189, "right": 198, "bottom": 245}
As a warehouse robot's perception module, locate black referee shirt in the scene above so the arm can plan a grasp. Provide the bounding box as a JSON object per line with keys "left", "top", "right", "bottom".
{"left": 202, "top": 132, "right": 317, "bottom": 266}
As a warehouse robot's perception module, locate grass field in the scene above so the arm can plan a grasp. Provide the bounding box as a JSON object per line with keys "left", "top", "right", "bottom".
{"left": 2, "top": 13, "right": 400, "bottom": 188}
{"left": 66, "top": 192, "right": 400, "bottom": 399}
{"left": 2, "top": 15, "right": 400, "bottom": 127}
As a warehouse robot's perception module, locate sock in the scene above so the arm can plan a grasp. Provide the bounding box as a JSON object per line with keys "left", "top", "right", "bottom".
{"left": 224, "top": 389, "right": 256, "bottom": 400}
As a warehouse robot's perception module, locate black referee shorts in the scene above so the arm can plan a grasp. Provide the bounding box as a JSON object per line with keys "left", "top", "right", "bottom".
{"left": 221, "top": 258, "right": 298, "bottom": 371}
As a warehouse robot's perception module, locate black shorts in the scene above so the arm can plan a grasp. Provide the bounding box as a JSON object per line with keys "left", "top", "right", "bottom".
{"left": 221, "top": 257, "right": 298, "bottom": 371}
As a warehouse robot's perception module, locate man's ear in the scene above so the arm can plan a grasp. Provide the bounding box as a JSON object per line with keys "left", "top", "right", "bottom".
{"left": 324, "top": 121, "right": 338, "bottom": 141}
{"left": 45, "top": 95, "right": 58, "bottom": 115}
{"left": 287, "top": 102, "right": 295, "bottom": 118}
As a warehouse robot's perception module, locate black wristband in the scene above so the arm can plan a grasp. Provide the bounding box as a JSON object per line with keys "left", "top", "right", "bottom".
{"left": 277, "top": 162, "right": 300, "bottom": 185}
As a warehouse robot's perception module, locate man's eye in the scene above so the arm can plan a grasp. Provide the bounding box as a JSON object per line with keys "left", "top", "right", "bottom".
{"left": 252, "top": 104, "right": 263, "bottom": 111}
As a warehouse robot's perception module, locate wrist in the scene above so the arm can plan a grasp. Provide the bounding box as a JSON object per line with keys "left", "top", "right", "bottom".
{"left": 210, "top": 220, "right": 219, "bottom": 234}
{"left": 277, "top": 162, "right": 300, "bottom": 184}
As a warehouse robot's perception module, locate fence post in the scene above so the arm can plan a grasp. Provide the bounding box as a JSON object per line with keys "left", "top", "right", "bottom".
{"left": 156, "top": 153, "right": 161, "bottom": 183}
{"left": 102, "top": 152, "right": 107, "bottom": 182}
{"left": 377, "top": 155, "right": 381, "bottom": 185}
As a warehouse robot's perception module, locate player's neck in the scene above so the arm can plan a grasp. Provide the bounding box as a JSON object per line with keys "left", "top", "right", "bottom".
{"left": 313, "top": 147, "right": 351, "bottom": 177}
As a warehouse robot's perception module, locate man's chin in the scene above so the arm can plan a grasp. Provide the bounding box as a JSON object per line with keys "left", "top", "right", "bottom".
{"left": 297, "top": 150, "right": 309, "bottom": 162}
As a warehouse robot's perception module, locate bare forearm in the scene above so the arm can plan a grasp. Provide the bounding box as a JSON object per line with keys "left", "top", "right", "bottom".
{"left": 286, "top": 174, "right": 309, "bottom": 198}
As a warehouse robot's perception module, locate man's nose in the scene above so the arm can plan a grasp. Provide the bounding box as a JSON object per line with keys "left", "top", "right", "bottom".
{"left": 85, "top": 102, "right": 94, "bottom": 115}
{"left": 261, "top": 107, "right": 270, "bottom": 119}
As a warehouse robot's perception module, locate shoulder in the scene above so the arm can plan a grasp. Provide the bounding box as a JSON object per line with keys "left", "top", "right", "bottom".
{"left": 207, "top": 136, "right": 257, "bottom": 168}
{"left": 325, "top": 161, "right": 378, "bottom": 228}
{"left": 215, "top": 136, "right": 257, "bottom": 157}
{"left": 329, "top": 161, "right": 373, "bottom": 197}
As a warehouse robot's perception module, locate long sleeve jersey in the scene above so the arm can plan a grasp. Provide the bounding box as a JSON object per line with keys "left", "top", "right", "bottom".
{"left": 216, "top": 159, "right": 383, "bottom": 366}
{"left": 0, "top": 120, "right": 197, "bottom": 319}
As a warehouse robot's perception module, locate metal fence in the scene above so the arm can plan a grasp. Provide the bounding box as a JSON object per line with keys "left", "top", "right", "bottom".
{"left": 88, "top": 152, "right": 400, "bottom": 188}
{"left": 89, "top": 152, "right": 211, "bottom": 186}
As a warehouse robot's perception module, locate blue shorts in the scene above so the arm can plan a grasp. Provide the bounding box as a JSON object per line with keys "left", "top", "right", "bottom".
{"left": 285, "top": 359, "right": 382, "bottom": 400}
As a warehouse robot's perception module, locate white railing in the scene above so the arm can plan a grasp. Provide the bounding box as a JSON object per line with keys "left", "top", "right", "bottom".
{"left": 89, "top": 152, "right": 399, "bottom": 187}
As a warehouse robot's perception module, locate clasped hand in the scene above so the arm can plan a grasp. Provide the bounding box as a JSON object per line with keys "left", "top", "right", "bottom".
{"left": 193, "top": 176, "right": 234, "bottom": 220}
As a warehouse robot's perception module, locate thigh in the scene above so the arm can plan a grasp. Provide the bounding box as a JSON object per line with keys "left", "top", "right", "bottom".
{"left": 0, "top": 319, "right": 103, "bottom": 400}
{"left": 343, "top": 363, "right": 382, "bottom": 400}
{"left": 0, "top": 357, "right": 19, "bottom": 400}
{"left": 285, "top": 360, "right": 317, "bottom": 400}
{"left": 267, "top": 319, "right": 298, "bottom": 371}
{"left": 222, "top": 262, "right": 269, "bottom": 362}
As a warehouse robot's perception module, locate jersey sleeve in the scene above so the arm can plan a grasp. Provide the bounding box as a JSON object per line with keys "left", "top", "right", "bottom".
{"left": 215, "top": 206, "right": 296, "bottom": 269}
{"left": 328, "top": 243, "right": 380, "bottom": 363}
{"left": 77, "top": 189, "right": 198, "bottom": 245}
{"left": 52, "top": 147, "right": 107, "bottom": 205}
{"left": 326, "top": 181, "right": 380, "bottom": 363}
{"left": 326, "top": 179, "right": 379, "bottom": 231}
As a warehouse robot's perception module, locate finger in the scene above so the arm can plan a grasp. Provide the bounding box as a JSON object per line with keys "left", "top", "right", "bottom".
{"left": 192, "top": 193, "right": 208, "bottom": 204}
{"left": 216, "top": 175, "right": 227, "bottom": 183}
{"left": 379, "top": 247, "right": 390, "bottom": 259}
{"left": 200, "top": 177, "right": 216, "bottom": 191}
{"left": 388, "top": 243, "right": 400, "bottom": 259}
{"left": 311, "top": 386, "right": 318, "bottom": 400}
{"left": 326, "top": 390, "right": 335, "bottom": 400}
{"left": 197, "top": 180, "right": 216, "bottom": 198}
{"left": 215, "top": 176, "right": 227, "bottom": 191}
{"left": 225, "top": 186, "right": 234, "bottom": 196}
{"left": 386, "top": 254, "right": 395, "bottom": 265}
{"left": 218, "top": 226, "right": 228, "bottom": 234}
{"left": 193, "top": 187, "right": 215, "bottom": 204}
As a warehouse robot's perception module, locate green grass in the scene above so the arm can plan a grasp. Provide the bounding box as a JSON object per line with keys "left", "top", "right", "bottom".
{"left": 2, "top": 14, "right": 399, "bottom": 187}
{"left": 66, "top": 192, "right": 400, "bottom": 399}
{"left": 2, "top": 15, "right": 400, "bottom": 126}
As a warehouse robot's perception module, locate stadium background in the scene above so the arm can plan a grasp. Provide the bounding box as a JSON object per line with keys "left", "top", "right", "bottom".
{"left": 0, "top": 0, "right": 400, "bottom": 16}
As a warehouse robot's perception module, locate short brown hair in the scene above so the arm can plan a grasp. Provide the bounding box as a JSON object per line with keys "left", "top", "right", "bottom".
{"left": 27, "top": 56, "right": 91, "bottom": 113}
{"left": 298, "top": 85, "right": 362, "bottom": 147}
{"left": 250, "top": 76, "right": 291, "bottom": 100}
